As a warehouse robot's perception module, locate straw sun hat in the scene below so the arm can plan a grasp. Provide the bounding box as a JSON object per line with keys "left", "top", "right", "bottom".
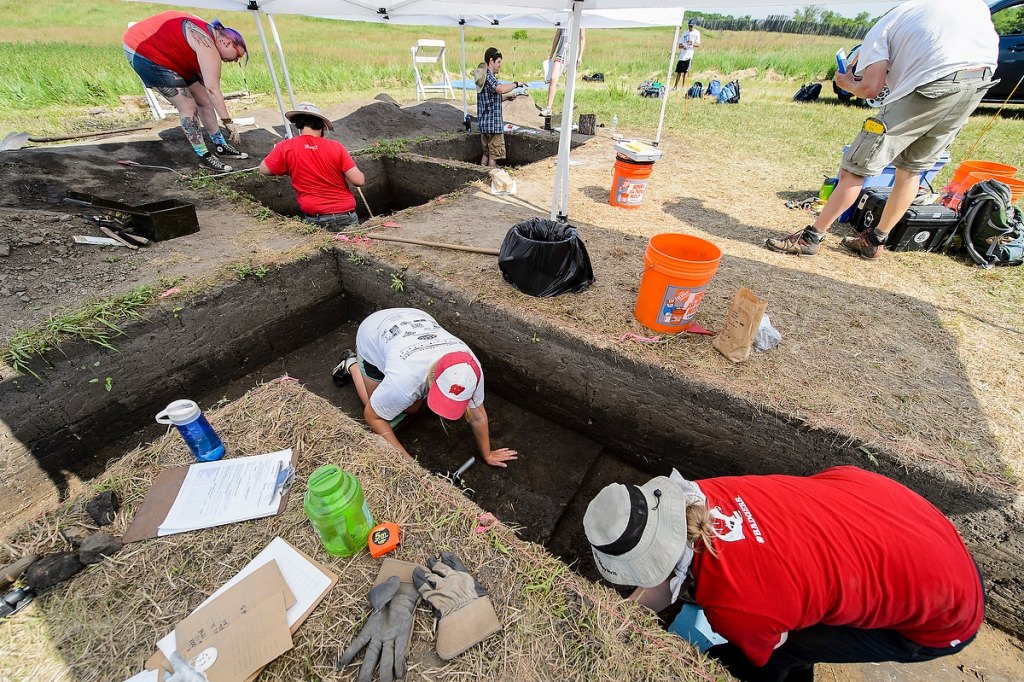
{"left": 285, "top": 102, "right": 334, "bottom": 131}
{"left": 583, "top": 476, "right": 689, "bottom": 588}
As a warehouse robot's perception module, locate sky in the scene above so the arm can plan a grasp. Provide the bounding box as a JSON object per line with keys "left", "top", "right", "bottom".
{"left": 691, "top": 1, "right": 902, "bottom": 20}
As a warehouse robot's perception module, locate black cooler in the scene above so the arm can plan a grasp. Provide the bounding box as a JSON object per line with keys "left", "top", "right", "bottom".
{"left": 851, "top": 187, "right": 958, "bottom": 252}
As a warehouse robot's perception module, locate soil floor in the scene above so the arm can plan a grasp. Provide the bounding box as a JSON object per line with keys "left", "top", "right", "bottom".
{"left": 2, "top": 96, "right": 1023, "bottom": 680}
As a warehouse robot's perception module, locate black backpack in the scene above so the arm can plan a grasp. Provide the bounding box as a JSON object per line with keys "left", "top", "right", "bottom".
{"left": 686, "top": 81, "right": 703, "bottom": 98}
{"left": 951, "top": 179, "right": 1024, "bottom": 267}
{"left": 793, "top": 82, "right": 822, "bottom": 102}
{"left": 716, "top": 80, "right": 740, "bottom": 104}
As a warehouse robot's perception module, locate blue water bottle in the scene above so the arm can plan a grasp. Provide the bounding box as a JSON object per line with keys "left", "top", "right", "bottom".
{"left": 155, "top": 399, "right": 225, "bottom": 462}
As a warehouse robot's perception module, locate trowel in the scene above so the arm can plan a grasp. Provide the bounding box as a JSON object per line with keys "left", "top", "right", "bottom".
{"left": 436, "top": 456, "right": 476, "bottom": 498}
{"left": 1, "top": 132, "right": 30, "bottom": 152}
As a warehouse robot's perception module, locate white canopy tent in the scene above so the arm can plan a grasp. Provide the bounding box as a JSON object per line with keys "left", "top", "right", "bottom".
{"left": 127, "top": 0, "right": 872, "bottom": 219}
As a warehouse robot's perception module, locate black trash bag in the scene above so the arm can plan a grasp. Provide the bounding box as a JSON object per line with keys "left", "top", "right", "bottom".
{"left": 498, "top": 218, "right": 595, "bottom": 297}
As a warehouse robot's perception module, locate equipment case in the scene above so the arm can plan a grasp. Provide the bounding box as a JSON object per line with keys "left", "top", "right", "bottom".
{"left": 851, "top": 188, "right": 958, "bottom": 252}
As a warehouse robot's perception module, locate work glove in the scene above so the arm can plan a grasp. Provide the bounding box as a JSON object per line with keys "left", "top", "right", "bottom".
{"left": 338, "top": 575, "right": 420, "bottom": 682}
{"left": 412, "top": 552, "right": 502, "bottom": 660}
{"left": 223, "top": 124, "right": 241, "bottom": 145}
{"left": 165, "top": 651, "right": 206, "bottom": 682}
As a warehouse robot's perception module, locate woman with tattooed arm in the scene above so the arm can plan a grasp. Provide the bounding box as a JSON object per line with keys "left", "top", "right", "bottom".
{"left": 124, "top": 12, "right": 249, "bottom": 171}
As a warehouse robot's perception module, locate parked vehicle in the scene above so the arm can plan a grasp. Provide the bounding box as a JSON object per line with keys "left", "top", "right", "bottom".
{"left": 832, "top": 1, "right": 1024, "bottom": 106}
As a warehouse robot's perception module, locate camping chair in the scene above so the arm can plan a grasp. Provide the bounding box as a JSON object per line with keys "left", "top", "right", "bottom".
{"left": 411, "top": 39, "right": 455, "bottom": 101}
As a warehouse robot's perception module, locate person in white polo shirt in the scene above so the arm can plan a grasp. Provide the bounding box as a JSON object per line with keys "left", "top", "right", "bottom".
{"left": 766, "top": 0, "right": 998, "bottom": 260}
{"left": 333, "top": 308, "right": 518, "bottom": 468}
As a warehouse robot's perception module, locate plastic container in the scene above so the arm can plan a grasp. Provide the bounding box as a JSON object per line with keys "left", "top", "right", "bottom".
{"left": 945, "top": 171, "right": 1024, "bottom": 210}
{"left": 836, "top": 148, "right": 951, "bottom": 223}
{"left": 610, "top": 154, "right": 655, "bottom": 208}
{"left": 304, "top": 465, "right": 374, "bottom": 557}
{"left": 946, "top": 160, "right": 1017, "bottom": 194}
{"left": 634, "top": 233, "right": 722, "bottom": 333}
{"left": 610, "top": 114, "right": 618, "bottom": 133}
{"left": 155, "top": 399, "right": 225, "bottom": 462}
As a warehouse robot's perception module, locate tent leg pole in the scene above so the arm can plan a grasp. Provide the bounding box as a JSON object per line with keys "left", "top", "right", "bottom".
{"left": 655, "top": 24, "right": 680, "bottom": 146}
{"left": 251, "top": 10, "right": 292, "bottom": 138}
{"left": 460, "top": 22, "right": 469, "bottom": 130}
{"left": 267, "top": 14, "right": 297, "bottom": 110}
{"left": 551, "top": 4, "right": 583, "bottom": 222}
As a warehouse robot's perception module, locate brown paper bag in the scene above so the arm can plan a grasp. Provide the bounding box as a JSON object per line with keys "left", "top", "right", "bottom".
{"left": 713, "top": 288, "right": 768, "bottom": 363}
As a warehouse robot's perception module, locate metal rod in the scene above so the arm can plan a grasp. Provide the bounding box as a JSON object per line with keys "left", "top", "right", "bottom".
{"left": 365, "top": 233, "right": 499, "bottom": 255}
{"left": 460, "top": 23, "right": 469, "bottom": 125}
{"left": 655, "top": 24, "right": 681, "bottom": 146}
{"left": 250, "top": 10, "right": 292, "bottom": 138}
{"left": 551, "top": 4, "right": 583, "bottom": 222}
{"left": 266, "top": 14, "right": 297, "bottom": 110}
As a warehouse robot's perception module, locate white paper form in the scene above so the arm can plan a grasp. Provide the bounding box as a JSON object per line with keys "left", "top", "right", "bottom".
{"left": 157, "top": 449, "right": 292, "bottom": 536}
{"left": 156, "top": 537, "right": 334, "bottom": 659}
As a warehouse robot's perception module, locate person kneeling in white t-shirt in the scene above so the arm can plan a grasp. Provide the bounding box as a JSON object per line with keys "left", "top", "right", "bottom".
{"left": 333, "top": 308, "right": 518, "bottom": 468}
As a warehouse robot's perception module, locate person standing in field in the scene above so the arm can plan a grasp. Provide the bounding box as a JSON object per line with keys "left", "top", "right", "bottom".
{"left": 475, "top": 47, "right": 522, "bottom": 168}
{"left": 540, "top": 28, "right": 586, "bottom": 118}
{"left": 672, "top": 18, "right": 701, "bottom": 91}
{"left": 258, "top": 102, "right": 365, "bottom": 232}
{"left": 765, "top": 0, "right": 997, "bottom": 260}
{"left": 123, "top": 11, "right": 249, "bottom": 172}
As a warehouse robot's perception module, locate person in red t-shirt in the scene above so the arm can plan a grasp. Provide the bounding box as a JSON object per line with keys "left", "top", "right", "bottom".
{"left": 259, "top": 103, "right": 365, "bottom": 232}
{"left": 584, "top": 466, "right": 984, "bottom": 681}
{"left": 123, "top": 11, "right": 249, "bottom": 172}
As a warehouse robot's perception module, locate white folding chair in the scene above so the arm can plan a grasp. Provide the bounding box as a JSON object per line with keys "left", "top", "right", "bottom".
{"left": 411, "top": 39, "right": 455, "bottom": 101}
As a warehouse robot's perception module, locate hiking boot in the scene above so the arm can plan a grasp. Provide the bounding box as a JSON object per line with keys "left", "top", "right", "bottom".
{"left": 841, "top": 232, "right": 885, "bottom": 260}
{"left": 332, "top": 350, "right": 357, "bottom": 387}
{"left": 764, "top": 226, "right": 825, "bottom": 257}
{"left": 214, "top": 141, "right": 249, "bottom": 159}
{"left": 199, "top": 153, "right": 233, "bottom": 172}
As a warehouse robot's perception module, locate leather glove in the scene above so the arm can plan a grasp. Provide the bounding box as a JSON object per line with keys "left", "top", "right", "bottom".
{"left": 412, "top": 552, "right": 501, "bottom": 660}
{"left": 338, "top": 575, "right": 419, "bottom": 682}
{"left": 222, "top": 123, "right": 241, "bottom": 145}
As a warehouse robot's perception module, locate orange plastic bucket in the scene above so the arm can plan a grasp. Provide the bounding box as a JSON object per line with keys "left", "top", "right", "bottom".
{"left": 610, "top": 154, "right": 655, "bottom": 208}
{"left": 634, "top": 233, "right": 721, "bottom": 333}
{"left": 942, "top": 160, "right": 1018, "bottom": 207}
{"left": 947, "top": 171, "right": 1024, "bottom": 210}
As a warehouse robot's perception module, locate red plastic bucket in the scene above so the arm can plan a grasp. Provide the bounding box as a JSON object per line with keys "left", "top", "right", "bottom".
{"left": 610, "top": 154, "right": 655, "bottom": 208}
{"left": 942, "top": 160, "right": 1018, "bottom": 208}
{"left": 634, "top": 233, "right": 721, "bottom": 333}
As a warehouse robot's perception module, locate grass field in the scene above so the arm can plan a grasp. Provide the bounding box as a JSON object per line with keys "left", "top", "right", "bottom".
{"left": 2, "top": 0, "right": 1021, "bottom": 189}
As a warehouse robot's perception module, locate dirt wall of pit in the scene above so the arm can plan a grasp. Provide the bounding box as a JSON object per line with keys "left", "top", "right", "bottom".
{"left": 0, "top": 252, "right": 346, "bottom": 521}
{"left": 2, "top": 247, "right": 1022, "bottom": 635}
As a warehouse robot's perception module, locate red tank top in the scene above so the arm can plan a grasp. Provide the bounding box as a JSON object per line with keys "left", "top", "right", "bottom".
{"left": 124, "top": 11, "right": 212, "bottom": 82}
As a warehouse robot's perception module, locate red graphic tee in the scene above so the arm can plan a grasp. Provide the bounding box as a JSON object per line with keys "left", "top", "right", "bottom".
{"left": 262, "top": 136, "right": 357, "bottom": 215}
{"left": 123, "top": 11, "right": 210, "bottom": 83}
{"left": 691, "top": 466, "right": 983, "bottom": 667}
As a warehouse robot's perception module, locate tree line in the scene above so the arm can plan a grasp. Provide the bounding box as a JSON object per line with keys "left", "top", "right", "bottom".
{"left": 689, "top": 6, "right": 877, "bottom": 40}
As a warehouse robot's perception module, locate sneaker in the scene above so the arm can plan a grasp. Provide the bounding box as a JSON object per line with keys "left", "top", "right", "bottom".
{"left": 539, "top": 108, "right": 552, "bottom": 117}
{"left": 331, "top": 350, "right": 357, "bottom": 386}
{"left": 840, "top": 232, "right": 884, "bottom": 260}
{"left": 199, "top": 153, "right": 233, "bottom": 172}
{"left": 764, "top": 226, "right": 825, "bottom": 257}
{"left": 214, "top": 142, "right": 249, "bottom": 159}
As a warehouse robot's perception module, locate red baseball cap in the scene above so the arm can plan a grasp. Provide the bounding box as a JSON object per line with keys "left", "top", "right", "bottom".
{"left": 427, "top": 351, "right": 482, "bottom": 420}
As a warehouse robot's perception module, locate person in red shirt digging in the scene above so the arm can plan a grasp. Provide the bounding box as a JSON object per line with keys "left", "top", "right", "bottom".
{"left": 259, "top": 102, "right": 366, "bottom": 232}
{"left": 584, "top": 465, "right": 984, "bottom": 681}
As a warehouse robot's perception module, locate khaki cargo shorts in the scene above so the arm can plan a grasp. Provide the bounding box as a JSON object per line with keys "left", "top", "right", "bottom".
{"left": 842, "top": 77, "right": 994, "bottom": 177}
{"left": 481, "top": 133, "right": 506, "bottom": 160}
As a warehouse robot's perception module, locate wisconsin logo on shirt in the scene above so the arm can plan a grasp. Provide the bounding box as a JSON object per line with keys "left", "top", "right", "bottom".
{"left": 304, "top": 143, "right": 319, "bottom": 151}
{"left": 709, "top": 496, "right": 766, "bottom": 544}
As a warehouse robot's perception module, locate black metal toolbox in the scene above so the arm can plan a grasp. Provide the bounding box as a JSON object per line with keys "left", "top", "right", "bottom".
{"left": 65, "top": 191, "right": 199, "bottom": 242}
{"left": 851, "top": 187, "right": 958, "bottom": 252}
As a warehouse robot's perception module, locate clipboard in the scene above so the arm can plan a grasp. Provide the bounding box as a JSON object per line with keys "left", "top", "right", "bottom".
{"left": 124, "top": 449, "right": 298, "bottom": 543}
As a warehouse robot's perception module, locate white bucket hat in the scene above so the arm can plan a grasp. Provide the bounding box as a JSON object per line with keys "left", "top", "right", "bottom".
{"left": 583, "top": 476, "right": 689, "bottom": 588}
{"left": 285, "top": 102, "right": 334, "bottom": 131}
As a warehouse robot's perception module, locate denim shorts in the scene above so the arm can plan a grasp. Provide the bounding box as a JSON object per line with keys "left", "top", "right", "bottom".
{"left": 303, "top": 211, "right": 360, "bottom": 232}
{"left": 123, "top": 45, "right": 196, "bottom": 88}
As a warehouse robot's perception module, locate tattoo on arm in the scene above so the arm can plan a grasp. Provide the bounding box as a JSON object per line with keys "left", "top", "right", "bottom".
{"left": 184, "top": 21, "right": 213, "bottom": 49}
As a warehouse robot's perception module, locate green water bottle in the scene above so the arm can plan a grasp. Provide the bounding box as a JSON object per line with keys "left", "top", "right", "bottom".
{"left": 303, "top": 465, "right": 374, "bottom": 557}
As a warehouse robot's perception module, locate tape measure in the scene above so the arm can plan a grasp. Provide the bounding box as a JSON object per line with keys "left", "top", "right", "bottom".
{"left": 368, "top": 522, "right": 401, "bottom": 558}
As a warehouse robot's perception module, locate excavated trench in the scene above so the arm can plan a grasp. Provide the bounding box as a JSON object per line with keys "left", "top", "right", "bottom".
{"left": 1, "top": 134, "right": 1023, "bottom": 639}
